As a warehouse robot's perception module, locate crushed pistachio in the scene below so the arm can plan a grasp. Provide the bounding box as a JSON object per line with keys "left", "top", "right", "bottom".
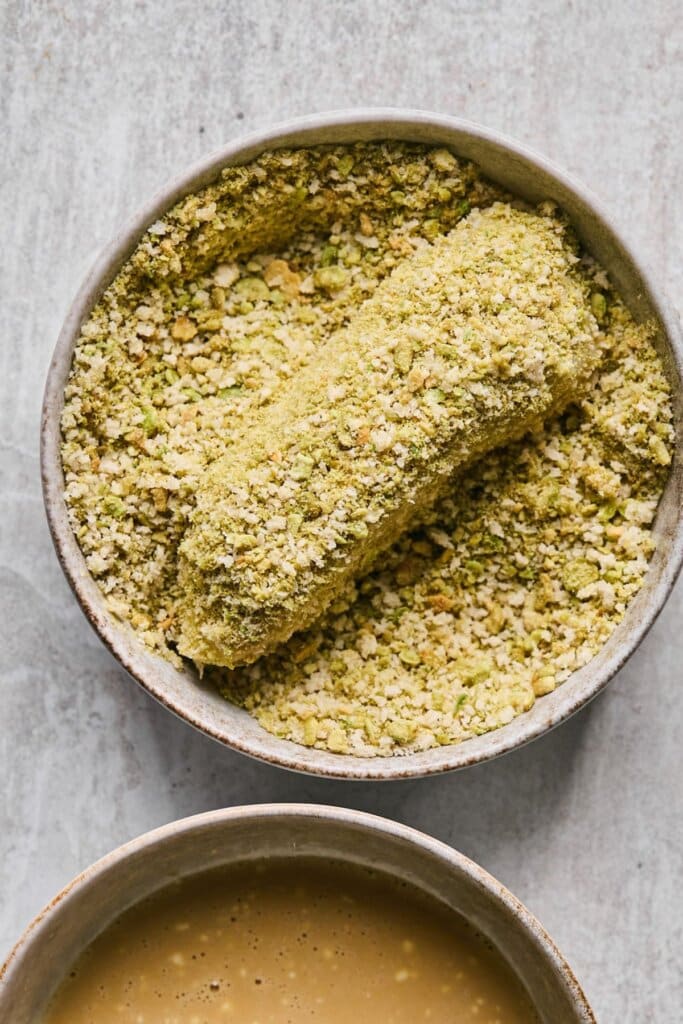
{"left": 60, "top": 142, "right": 673, "bottom": 757}
{"left": 313, "top": 265, "right": 349, "bottom": 292}
{"left": 562, "top": 558, "right": 600, "bottom": 595}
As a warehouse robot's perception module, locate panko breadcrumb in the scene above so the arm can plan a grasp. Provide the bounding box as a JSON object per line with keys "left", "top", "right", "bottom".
{"left": 60, "top": 142, "right": 673, "bottom": 757}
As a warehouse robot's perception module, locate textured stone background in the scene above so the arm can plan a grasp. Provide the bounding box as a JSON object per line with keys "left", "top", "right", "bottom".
{"left": 2, "top": 1, "right": 681, "bottom": 1018}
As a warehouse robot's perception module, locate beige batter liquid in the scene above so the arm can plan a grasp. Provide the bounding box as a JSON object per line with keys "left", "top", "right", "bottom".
{"left": 43, "top": 858, "right": 538, "bottom": 1024}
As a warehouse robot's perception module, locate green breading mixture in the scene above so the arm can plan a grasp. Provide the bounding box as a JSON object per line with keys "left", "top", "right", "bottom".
{"left": 60, "top": 142, "right": 673, "bottom": 757}
{"left": 178, "top": 204, "right": 601, "bottom": 668}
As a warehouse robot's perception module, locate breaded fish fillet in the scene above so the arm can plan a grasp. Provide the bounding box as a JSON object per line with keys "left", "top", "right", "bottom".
{"left": 177, "top": 203, "right": 601, "bottom": 667}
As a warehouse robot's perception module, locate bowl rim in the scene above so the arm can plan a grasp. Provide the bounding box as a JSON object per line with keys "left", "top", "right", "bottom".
{"left": 0, "top": 802, "right": 596, "bottom": 1020}
{"left": 41, "top": 106, "right": 683, "bottom": 780}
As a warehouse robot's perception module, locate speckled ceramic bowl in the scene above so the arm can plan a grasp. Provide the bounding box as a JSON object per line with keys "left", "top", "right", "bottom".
{"left": 41, "top": 109, "right": 683, "bottom": 779}
{"left": 0, "top": 804, "right": 595, "bottom": 1022}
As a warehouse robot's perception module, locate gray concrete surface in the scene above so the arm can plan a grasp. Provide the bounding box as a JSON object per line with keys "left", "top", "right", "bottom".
{"left": 1, "top": 1, "right": 681, "bottom": 1019}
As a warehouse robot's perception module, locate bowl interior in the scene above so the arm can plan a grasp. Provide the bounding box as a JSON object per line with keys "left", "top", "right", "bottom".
{"left": 0, "top": 806, "right": 594, "bottom": 1022}
{"left": 42, "top": 110, "right": 683, "bottom": 779}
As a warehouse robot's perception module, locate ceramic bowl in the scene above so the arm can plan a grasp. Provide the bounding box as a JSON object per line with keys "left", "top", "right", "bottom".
{"left": 41, "top": 109, "right": 683, "bottom": 779}
{"left": 0, "top": 804, "right": 595, "bottom": 1022}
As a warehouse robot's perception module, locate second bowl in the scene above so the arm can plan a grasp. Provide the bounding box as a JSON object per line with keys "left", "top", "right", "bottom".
{"left": 0, "top": 804, "right": 594, "bottom": 1022}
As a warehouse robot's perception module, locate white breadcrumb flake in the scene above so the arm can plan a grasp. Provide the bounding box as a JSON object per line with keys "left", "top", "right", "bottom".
{"left": 60, "top": 142, "right": 673, "bottom": 758}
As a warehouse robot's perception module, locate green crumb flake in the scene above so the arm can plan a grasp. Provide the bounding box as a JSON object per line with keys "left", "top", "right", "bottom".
{"left": 435, "top": 342, "right": 459, "bottom": 360}
{"left": 590, "top": 291, "right": 608, "bottom": 325}
{"left": 598, "top": 500, "right": 619, "bottom": 522}
{"left": 104, "top": 496, "right": 126, "bottom": 519}
{"left": 649, "top": 434, "right": 671, "bottom": 466}
{"left": 291, "top": 453, "right": 316, "bottom": 480}
{"left": 141, "top": 406, "right": 160, "bottom": 435}
{"left": 320, "top": 245, "right": 338, "bottom": 266}
{"left": 524, "top": 480, "right": 560, "bottom": 517}
{"left": 422, "top": 218, "right": 442, "bottom": 240}
{"left": 463, "top": 658, "right": 493, "bottom": 686}
{"left": 387, "top": 719, "right": 418, "bottom": 744}
{"left": 398, "top": 647, "right": 421, "bottom": 666}
{"left": 314, "top": 265, "right": 349, "bottom": 292}
{"left": 562, "top": 558, "right": 600, "bottom": 595}
{"left": 287, "top": 512, "right": 304, "bottom": 534}
{"left": 234, "top": 276, "right": 270, "bottom": 301}
{"left": 336, "top": 154, "right": 355, "bottom": 177}
{"left": 425, "top": 387, "right": 446, "bottom": 406}
{"left": 363, "top": 717, "right": 380, "bottom": 743}
{"left": 199, "top": 316, "right": 223, "bottom": 332}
